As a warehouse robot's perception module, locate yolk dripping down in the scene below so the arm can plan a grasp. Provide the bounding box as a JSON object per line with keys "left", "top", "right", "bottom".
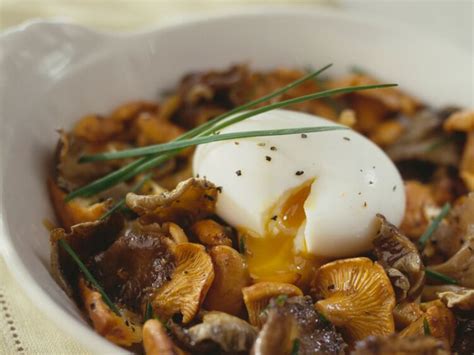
{"left": 239, "top": 179, "right": 323, "bottom": 288}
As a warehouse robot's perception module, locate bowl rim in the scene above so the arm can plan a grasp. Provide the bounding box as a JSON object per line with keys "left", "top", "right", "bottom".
{"left": 0, "top": 5, "right": 471, "bottom": 354}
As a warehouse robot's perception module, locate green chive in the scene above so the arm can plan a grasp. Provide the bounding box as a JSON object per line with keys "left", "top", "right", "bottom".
{"left": 318, "top": 312, "right": 331, "bottom": 325}
{"left": 58, "top": 239, "right": 120, "bottom": 315}
{"left": 425, "top": 269, "right": 458, "bottom": 285}
{"left": 239, "top": 236, "right": 246, "bottom": 255}
{"left": 425, "top": 136, "right": 456, "bottom": 152}
{"left": 423, "top": 318, "right": 431, "bottom": 336}
{"left": 276, "top": 294, "right": 288, "bottom": 306}
{"left": 81, "top": 126, "right": 347, "bottom": 162}
{"left": 100, "top": 173, "right": 152, "bottom": 220}
{"left": 291, "top": 338, "right": 300, "bottom": 355}
{"left": 144, "top": 302, "right": 153, "bottom": 322}
{"left": 418, "top": 203, "right": 451, "bottom": 249}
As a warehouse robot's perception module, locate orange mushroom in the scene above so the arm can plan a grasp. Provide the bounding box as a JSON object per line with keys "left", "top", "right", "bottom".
{"left": 152, "top": 243, "right": 214, "bottom": 323}
{"left": 79, "top": 278, "right": 142, "bottom": 347}
{"left": 242, "top": 282, "right": 302, "bottom": 327}
{"left": 204, "top": 245, "right": 250, "bottom": 315}
{"left": 143, "top": 319, "right": 185, "bottom": 355}
{"left": 312, "top": 257, "right": 396, "bottom": 342}
{"left": 400, "top": 300, "right": 456, "bottom": 347}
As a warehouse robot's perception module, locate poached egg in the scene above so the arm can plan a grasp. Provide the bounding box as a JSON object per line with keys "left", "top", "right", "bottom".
{"left": 193, "top": 109, "right": 405, "bottom": 283}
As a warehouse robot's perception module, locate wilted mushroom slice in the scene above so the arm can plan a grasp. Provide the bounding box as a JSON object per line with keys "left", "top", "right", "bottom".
{"left": 48, "top": 178, "right": 111, "bottom": 229}
{"left": 152, "top": 243, "right": 214, "bottom": 323}
{"left": 143, "top": 319, "right": 185, "bottom": 355}
{"left": 190, "top": 219, "right": 233, "bottom": 247}
{"left": 242, "top": 282, "right": 303, "bottom": 328}
{"left": 50, "top": 214, "right": 124, "bottom": 297}
{"left": 181, "top": 311, "right": 258, "bottom": 353}
{"left": 423, "top": 285, "right": 474, "bottom": 310}
{"left": 429, "top": 237, "right": 474, "bottom": 288}
{"left": 256, "top": 296, "right": 347, "bottom": 355}
{"left": 400, "top": 300, "right": 456, "bottom": 347}
{"left": 352, "top": 334, "right": 450, "bottom": 355}
{"left": 79, "top": 278, "right": 142, "bottom": 347}
{"left": 92, "top": 221, "right": 175, "bottom": 311}
{"left": 386, "top": 110, "right": 462, "bottom": 167}
{"left": 373, "top": 214, "right": 425, "bottom": 301}
{"left": 204, "top": 245, "right": 250, "bottom": 315}
{"left": 313, "top": 257, "right": 396, "bottom": 342}
{"left": 251, "top": 307, "right": 299, "bottom": 355}
{"left": 425, "top": 193, "right": 474, "bottom": 261}
{"left": 55, "top": 131, "right": 123, "bottom": 191}
{"left": 126, "top": 178, "right": 219, "bottom": 226}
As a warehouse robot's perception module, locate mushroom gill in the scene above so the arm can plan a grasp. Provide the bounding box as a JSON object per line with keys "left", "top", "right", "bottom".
{"left": 312, "top": 257, "right": 396, "bottom": 342}
{"left": 242, "top": 282, "right": 303, "bottom": 328}
{"left": 152, "top": 243, "right": 214, "bottom": 323}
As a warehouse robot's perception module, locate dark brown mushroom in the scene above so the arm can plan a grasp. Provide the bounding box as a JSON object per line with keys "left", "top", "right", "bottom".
{"left": 352, "top": 334, "right": 450, "bottom": 355}
{"left": 253, "top": 296, "right": 347, "bottom": 355}
{"left": 168, "top": 311, "right": 257, "bottom": 354}
{"left": 373, "top": 214, "right": 425, "bottom": 301}
{"left": 92, "top": 221, "right": 175, "bottom": 312}
{"left": 50, "top": 214, "right": 124, "bottom": 298}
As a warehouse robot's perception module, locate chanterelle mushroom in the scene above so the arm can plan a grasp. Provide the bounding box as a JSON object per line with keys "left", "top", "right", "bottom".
{"left": 126, "top": 178, "right": 219, "bottom": 226}
{"left": 253, "top": 296, "right": 347, "bottom": 355}
{"left": 400, "top": 300, "right": 456, "bottom": 347}
{"left": 373, "top": 214, "right": 425, "bottom": 301}
{"left": 423, "top": 285, "right": 474, "bottom": 310}
{"left": 79, "top": 278, "right": 142, "bottom": 347}
{"left": 204, "top": 245, "right": 250, "bottom": 315}
{"left": 242, "top": 282, "right": 303, "bottom": 327}
{"left": 312, "top": 257, "right": 396, "bottom": 342}
{"left": 152, "top": 242, "right": 214, "bottom": 323}
{"left": 143, "top": 319, "right": 185, "bottom": 355}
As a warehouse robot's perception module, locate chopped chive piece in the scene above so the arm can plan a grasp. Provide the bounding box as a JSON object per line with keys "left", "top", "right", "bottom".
{"left": 80, "top": 126, "right": 347, "bottom": 162}
{"left": 58, "top": 239, "right": 120, "bottom": 315}
{"left": 423, "top": 318, "right": 431, "bottom": 335}
{"left": 418, "top": 203, "right": 451, "bottom": 249}
{"left": 239, "top": 236, "right": 246, "bottom": 255}
{"left": 144, "top": 302, "right": 153, "bottom": 322}
{"left": 291, "top": 338, "right": 300, "bottom": 355}
{"left": 100, "top": 173, "right": 152, "bottom": 220}
{"left": 318, "top": 312, "right": 331, "bottom": 325}
{"left": 425, "top": 269, "right": 458, "bottom": 285}
{"left": 426, "top": 136, "right": 456, "bottom": 152}
{"left": 276, "top": 294, "right": 288, "bottom": 306}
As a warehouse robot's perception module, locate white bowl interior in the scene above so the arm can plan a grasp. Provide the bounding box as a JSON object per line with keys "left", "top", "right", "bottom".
{"left": 0, "top": 8, "right": 472, "bottom": 353}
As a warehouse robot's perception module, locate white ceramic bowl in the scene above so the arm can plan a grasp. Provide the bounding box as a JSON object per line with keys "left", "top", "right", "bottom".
{"left": 0, "top": 7, "right": 472, "bottom": 354}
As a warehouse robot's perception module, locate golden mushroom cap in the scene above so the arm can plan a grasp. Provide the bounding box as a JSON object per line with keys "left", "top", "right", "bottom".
{"left": 242, "top": 282, "right": 303, "bottom": 328}
{"left": 313, "top": 257, "right": 396, "bottom": 342}
{"left": 152, "top": 242, "right": 214, "bottom": 323}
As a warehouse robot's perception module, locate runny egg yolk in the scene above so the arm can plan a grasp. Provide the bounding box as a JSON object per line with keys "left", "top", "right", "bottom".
{"left": 239, "top": 179, "right": 323, "bottom": 287}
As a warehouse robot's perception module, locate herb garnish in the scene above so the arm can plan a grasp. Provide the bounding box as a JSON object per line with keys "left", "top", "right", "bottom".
{"left": 423, "top": 317, "right": 431, "bottom": 336}
{"left": 291, "top": 338, "right": 300, "bottom": 355}
{"left": 58, "top": 239, "right": 120, "bottom": 315}
{"left": 425, "top": 269, "right": 458, "bottom": 285}
{"left": 418, "top": 203, "right": 451, "bottom": 249}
